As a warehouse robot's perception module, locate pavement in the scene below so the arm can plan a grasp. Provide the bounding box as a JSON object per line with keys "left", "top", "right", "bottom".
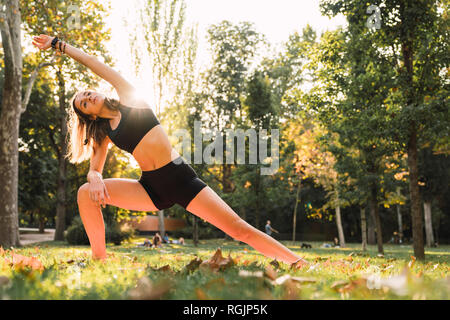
{"left": 19, "top": 228, "right": 55, "bottom": 246}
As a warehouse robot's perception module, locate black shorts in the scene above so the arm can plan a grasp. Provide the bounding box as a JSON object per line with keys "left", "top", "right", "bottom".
{"left": 138, "top": 156, "right": 207, "bottom": 210}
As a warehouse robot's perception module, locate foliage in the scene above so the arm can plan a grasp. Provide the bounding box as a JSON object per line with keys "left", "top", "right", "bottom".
{"left": 0, "top": 240, "right": 449, "bottom": 300}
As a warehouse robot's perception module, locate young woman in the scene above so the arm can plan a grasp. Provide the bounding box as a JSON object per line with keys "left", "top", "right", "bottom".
{"left": 32, "top": 34, "right": 308, "bottom": 267}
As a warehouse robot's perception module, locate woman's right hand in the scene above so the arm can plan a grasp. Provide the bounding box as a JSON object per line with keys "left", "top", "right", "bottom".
{"left": 32, "top": 34, "right": 54, "bottom": 51}
{"left": 87, "top": 175, "right": 111, "bottom": 208}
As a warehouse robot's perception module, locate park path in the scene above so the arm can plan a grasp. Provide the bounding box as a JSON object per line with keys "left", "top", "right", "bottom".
{"left": 19, "top": 228, "right": 55, "bottom": 246}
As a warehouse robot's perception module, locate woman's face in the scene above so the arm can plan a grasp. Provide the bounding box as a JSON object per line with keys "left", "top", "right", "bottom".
{"left": 74, "top": 90, "right": 106, "bottom": 120}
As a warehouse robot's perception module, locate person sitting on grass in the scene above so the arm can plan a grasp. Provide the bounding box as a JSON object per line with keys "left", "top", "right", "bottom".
{"left": 31, "top": 34, "right": 308, "bottom": 268}
{"left": 152, "top": 232, "right": 163, "bottom": 248}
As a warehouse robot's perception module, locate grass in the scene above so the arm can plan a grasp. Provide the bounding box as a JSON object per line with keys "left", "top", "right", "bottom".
{"left": 0, "top": 238, "right": 449, "bottom": 300}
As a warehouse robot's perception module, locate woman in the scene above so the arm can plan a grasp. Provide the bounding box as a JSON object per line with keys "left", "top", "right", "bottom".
{"left": 32, "top": 34, "right": 308, "bottom": 267}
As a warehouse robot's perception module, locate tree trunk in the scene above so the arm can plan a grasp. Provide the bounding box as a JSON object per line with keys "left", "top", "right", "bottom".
{"left": 158, "top": 210, "right": 165, "bottom": 238}
{"left": 360, "top": 207, "right": 367, "bottom": 251}
{"left": 292, "top": 176, "right": 301, "bottom": 243}
{"left": 423, "top": 201, "right": 434, "bottom": 247}
{"left": 397, "top": 204, "right": 403, "bottom": 244}
{"left": 368, "top": 204, "right": 376, "bottom": 245}
{"left": 401, "top": 28, "right": 425, "bottom": 259}
{"left": 54, "top": 70, "right": 68, "bottom": 241}
{"left": 335, "top": 205, "right": 346, "bottom": 248}
{"left": 38, "top": 217, "right": 45, "bottom": 234}
{"left": 371, "top": 185, "right": 384, "bottom": 254}
{"left": 193, "top": 215, "right": 198, "bottom": 247}
{"left": 0, "top": 0, "right": 22, "bottom": 248}
{"left": 407, "top": 125, "right": 425, "bottom": 259}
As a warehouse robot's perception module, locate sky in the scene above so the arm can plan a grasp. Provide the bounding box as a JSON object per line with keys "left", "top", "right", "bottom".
{"left": 102, "top": 0, "right": 346, "bottom": 103}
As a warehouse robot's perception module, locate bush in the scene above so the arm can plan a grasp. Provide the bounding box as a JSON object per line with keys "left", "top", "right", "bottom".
{"left": 65, "top": 217, "right": 90, "bottom": 245}
{"left": 65, "top": 217, "right": 134, "bottom": 246}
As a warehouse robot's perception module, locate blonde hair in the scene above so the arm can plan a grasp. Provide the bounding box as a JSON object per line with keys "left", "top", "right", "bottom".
{"left": 65, "top": 91, "right": 121, "bottom": 164}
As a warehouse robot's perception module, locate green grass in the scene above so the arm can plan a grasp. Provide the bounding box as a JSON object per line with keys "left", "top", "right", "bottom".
{"left": 1, "top": 238, "right": 449, "bottom": 300}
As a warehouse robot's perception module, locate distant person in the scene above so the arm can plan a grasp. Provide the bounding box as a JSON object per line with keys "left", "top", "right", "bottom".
{"left": 265, "top": 220, "right": 279, "bottom": 236}
{"left": 162, "top": 233, "right": 170, "bottom": 244}
{"left": 172, "top": 237, "right": 185, "bottom": 245}
{"left": 333, "top": 237, "right": 340, "bottom": 247}
{"left": 152, "top": 232, "right": 162, "bottom": 248}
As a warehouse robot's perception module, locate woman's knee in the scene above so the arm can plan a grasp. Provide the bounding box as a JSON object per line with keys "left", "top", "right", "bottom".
{"left": 77, "top": 182, "right": 91, "bottom": 203}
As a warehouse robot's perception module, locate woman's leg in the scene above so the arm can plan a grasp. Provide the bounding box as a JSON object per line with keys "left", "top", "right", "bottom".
{"left": 77, "top": 178, "right": 159, "bottom": 260}
{"left": 185, "top": 186, "right": 306, "bottom": 264}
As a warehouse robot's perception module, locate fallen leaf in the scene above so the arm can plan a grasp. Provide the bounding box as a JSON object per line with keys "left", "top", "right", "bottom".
{"left": 199, "top": 248, "right": 234, "bottom": 272}
{"left": 269, "top": 259, "right": 280, "bottom": 270}
{"left": 9, "top": 253, "right": 44, "bottom": 272}
{"left": 128, "top": 277, "right": 171, "bottom": 300}
{"left": 408, "top": 256, "right": 416, "bottom": 269}
{"left": 184, "top": 257, "right": 203, "bottom": 273}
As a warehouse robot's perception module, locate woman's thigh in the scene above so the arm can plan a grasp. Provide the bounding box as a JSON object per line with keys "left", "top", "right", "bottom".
{"left": 79, "top": 178, "right": 159, "bottom": 212}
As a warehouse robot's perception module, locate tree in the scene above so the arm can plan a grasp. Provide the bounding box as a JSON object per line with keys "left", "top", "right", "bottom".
{"left": 0, "top": 0, "right": 23, "bottom": 247}
{"left": 21, "top": 0, "right": 112, "bottom": 240}
{"left": 320, "top": 0, "right": 449, "bottom": 260}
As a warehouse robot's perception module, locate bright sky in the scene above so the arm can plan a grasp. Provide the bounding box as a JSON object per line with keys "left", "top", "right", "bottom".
{"left": 102, "top": 0, "right": 346, "bottom": 104}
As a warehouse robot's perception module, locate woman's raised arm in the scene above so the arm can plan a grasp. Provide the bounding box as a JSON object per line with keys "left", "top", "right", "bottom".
{"left": 32, "top": 34, "right": 135, "bottom": 98}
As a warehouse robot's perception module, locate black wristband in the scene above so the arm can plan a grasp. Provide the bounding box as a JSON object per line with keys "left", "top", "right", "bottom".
{"left": 51, "top": 36, "right": 59, "bottom": 49}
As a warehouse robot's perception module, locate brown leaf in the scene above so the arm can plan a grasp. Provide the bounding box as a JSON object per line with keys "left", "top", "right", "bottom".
{"left": 269, "top": 259, "right": 280, "bottom": 270}
{"left": 408, "top": 256, "right": 416, "bottom": 269}
{"left": 200, "top": 248, "right": 234, "bottom": 272}
{"left": 184, "top": 257, "right": 203, "bottom": 273}
{"left": 128, "top": 277, "right": 171, "bottom": 300}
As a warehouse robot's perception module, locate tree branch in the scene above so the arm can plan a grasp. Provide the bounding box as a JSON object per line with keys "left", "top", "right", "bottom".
{"left": 21, "top": 56, "right": 56, "bottom": 114}
{"left": 0, "top": 10, "right": 15, "bottom": 67}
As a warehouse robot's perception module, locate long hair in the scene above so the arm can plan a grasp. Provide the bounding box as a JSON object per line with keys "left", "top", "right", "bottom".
{"left": 65, "top": 91, "right": 121, "bottom": 164}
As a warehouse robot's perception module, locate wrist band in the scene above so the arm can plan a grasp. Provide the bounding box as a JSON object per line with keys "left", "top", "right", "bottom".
{"left": 63, "top": 42, "right": 66, "bottom": 54}
{"left": 51, "top": 36, "right": 59, "bottom": 49}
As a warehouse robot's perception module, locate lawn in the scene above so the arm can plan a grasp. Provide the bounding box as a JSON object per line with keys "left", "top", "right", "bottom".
{"left": 0, "top": 238, "right": 449, "bottom": 300}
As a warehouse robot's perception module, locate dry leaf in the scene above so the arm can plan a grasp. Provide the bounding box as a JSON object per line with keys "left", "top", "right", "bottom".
{"left": 408, "top": 256, "right": 416, "bottom": 269}
{"left": 184, "top": 257, "right": 203, "bottom": 273}
{"left": 199, "top": 248, "right": 234, "bottom": 272}
{"left": 9, "top": 253, "right": 44, "bottom": 272}
{"left": 269, "top": 259, "right": 280, "bottom": 270}
{"left": 128, "top": 277, "right": 171, "bottom": 300}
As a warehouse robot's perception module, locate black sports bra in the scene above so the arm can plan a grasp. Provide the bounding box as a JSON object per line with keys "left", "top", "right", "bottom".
{"left": 106, "top": 104, "right": 160, "bottom": 154}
